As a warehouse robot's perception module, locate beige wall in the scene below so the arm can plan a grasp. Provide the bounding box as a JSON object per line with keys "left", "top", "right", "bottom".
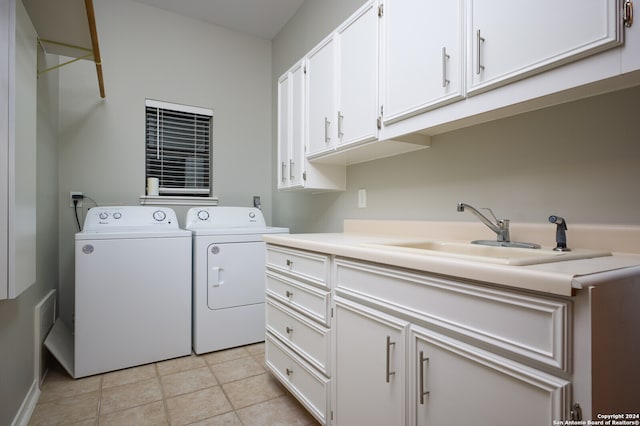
{"left": 271, "top": 0, "right": 640, "bottom": 233}
{"left": 57, "top": 0, "right": 273, "bottom": 326}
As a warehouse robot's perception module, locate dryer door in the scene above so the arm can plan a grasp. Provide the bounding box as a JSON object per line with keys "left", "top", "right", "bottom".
{"left": 207, "top": 241, "right": 265, "bottom": 310}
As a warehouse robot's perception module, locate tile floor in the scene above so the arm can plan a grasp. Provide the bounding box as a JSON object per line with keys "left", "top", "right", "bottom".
{"left": 29, "top": 343, "right": 319, "bottom": 425}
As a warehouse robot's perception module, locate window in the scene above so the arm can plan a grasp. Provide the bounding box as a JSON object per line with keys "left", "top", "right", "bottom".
{"left": 145, "top": 99, "right": 213, "bottom": 196}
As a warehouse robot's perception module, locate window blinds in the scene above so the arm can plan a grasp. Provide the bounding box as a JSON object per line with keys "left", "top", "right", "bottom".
{"left": 145, "top": 100, "right": 212, "bottom": 195}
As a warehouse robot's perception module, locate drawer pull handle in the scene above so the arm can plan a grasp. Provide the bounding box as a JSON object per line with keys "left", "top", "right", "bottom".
{"left": 419, "top": 350, "right": 430, "bottom": 404}
{"left": 285, "top": 290, "right": 293, "bottom": 298}
{"left": 286, "top": 259, "right": 293, "bottom": 267}
{"left": 386, "top": 336, "right": 396, "bottom": 383}
{"left": 286, "top": 368, "right": 293, "bottom": 376}
{"left": 286, "top": 326, "right": 293, "bottom": 334}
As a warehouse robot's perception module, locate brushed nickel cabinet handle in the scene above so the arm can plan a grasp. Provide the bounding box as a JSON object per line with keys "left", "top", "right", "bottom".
{"left": 476, "top": 30, "right": 485, "bottom": 75}
{"left": 324, "top": 117, "right": 331, "bottom": 143}
{"left": 624, "top": 0, "right": 634, "bottom": 28}
{"left": 386, "top": 335, "right": 396, "bottom": 383}
{"left": 419, "top": 350, "right": 430, "bottom": 404}
{"left": 442, "top": 47, "right": 450, "bottom": 87}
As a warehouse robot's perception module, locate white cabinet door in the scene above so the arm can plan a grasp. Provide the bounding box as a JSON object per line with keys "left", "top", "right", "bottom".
{"left": 411, "top": 325, "right": 570, "bottom": 426}
{"left": 277, "top": 72, "right": 291, "bottom": 189}
{"left": 289, "top": 61, "right": 305, "bottom": 188}
{"left": 381, "top": 0, "right": 464, "bottom": 124}
{"left": 468, "top": 0, "right": 622, "bottom": 94}
{"left": 306, "top": 35, "right": 337, "bottom": 157}
{"left": 336, "top": 0, "right": 379, "bottom": 148}
{"left": 334, "top": 297, "right": 408, "bottom": 426}
{"left": 2, "top": 0, "right": 37, "bottom": 300}
{"left": 277, "top": 61, "right": 305, "bottom": 189}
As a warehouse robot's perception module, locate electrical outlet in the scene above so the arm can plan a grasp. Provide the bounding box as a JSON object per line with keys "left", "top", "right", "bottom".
{"left": 358, "top": 189, "right": 367, "bottom": 208}
{"left": 70, "top": 191, "right": 83, "bottom": 208}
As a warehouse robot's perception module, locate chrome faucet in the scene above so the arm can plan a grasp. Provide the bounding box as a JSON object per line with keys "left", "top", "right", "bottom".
{"left": 457, "top": 202, "right": 511, "bottom": 243}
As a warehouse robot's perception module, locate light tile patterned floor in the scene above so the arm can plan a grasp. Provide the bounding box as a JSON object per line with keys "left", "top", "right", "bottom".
{"left": 29, "top": 343, "right": 319, "bottom": 425}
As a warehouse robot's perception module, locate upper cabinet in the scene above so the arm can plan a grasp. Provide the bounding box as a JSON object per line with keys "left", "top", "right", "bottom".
{"left": 278, "top": 59, "right": 346, "bottom": 192}
{"left": 306, "top": 0, "right": 380, "bottom": 159}
{"left": 276, "top": 0, "right": 636, "bottom": 190}
{"left": 306, "top": 35, "right": 338, "bottom": 157}
{"left": 380, "top": 0, "right": 465, "bottom": 124}
{"left": 467, "top": 0, "right": 623, "bottom": 95}
{"left": 334, "top": 1, "right": 379, "bottom": 149}
{"left": 1, "top": 0, "right": 38, "bottom": 300}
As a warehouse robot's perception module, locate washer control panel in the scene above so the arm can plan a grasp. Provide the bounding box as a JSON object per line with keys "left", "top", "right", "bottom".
{"left": 185, "top": 206, "right": 266, "bottom": 229}
{"left": 83, "top": 206, "right": 179, "bottom": 231}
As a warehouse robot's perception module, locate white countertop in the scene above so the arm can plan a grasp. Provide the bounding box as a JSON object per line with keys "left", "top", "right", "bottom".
{"left": 263, "top": 232, "right": 640, "bottom": 297}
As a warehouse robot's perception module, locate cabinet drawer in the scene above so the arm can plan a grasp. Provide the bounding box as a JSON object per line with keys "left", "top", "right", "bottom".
{"left": 266, "top": 298, "right": 330, "bottom": 375}
{"left": 267, "top": 245, "right": 330, "bottom": 287}
{"left": 335, "top": 258, "right": 570, "bottom": 371}
{"left": 266, "top": 333, "right": 329, "bottom": 425}
{"left": 266, "top": 270, "right": 330, "bottom": 325}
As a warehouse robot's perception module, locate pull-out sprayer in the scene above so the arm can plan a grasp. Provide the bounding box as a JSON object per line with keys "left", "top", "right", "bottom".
{"left": 548, "top": 215, "right": 570, "bottom": 252}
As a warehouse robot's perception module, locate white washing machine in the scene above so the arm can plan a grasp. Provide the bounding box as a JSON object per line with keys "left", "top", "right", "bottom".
{"left": 73, "top": 206, "right": 192, "bottom": 377}
{"left": 186, "top": 206, "right": 288, "bottom": 354}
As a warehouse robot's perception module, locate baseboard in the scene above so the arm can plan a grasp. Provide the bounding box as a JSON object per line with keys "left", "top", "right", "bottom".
{"left": 11, "top": 380, "right": 40, "bottom": 426}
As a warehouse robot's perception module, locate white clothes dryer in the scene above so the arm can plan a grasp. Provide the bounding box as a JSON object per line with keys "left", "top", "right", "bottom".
{"left": 73, "top": 206, "right": 192, "bottom": 377}
{"left": 186, "top": 207, "right": 288, "bottom": 354}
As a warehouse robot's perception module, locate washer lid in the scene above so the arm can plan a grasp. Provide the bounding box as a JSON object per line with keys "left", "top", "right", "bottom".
{"left": 76, "top": 228, "right": 191, "bottom": 240}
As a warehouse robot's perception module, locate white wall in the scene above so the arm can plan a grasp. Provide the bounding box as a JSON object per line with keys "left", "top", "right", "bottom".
{"left": 271, "top": 0, "right": 640, "bottom": 233}
{"left": 57, "top": 0, "right": 273, "bottom": 326}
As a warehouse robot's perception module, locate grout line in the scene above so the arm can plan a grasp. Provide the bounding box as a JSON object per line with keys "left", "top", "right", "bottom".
{"left": 95, "top": 375, "right": 103, "bottom": 426}
{"left": 155, "top": 362, "right": 172, "bottom": 425}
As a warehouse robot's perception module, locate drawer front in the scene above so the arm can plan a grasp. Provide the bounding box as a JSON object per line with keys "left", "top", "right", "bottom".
{"left": 335, "top": 258, "right": 569, "bottom": 371}
{"left": 267, "top": 245, "right": 330, "bottom": 288}
{"left": 266, "top": 298, "right": 330, "bottom": 375}
{"left": 266, "top": 270, "right": 330, "bottom": 325}
{"left": 265, "top": 333, "right": 329, "bottom": 425}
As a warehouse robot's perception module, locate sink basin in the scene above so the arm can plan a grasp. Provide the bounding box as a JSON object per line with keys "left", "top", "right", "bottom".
{"left": 362, "top": 240, "right": 611, "bottom": 266}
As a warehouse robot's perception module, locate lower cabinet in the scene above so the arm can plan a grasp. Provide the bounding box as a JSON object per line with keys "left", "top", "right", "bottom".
{"left": 334, "top": 257, "right": 572, "bottom": 425}
{"left": 334, "top": 297, "right": 408, "bottom": 425}
{"left": 265, "top": 245, "right": 332, "bottom": 424}
{"left": 410, "top": 325, "right": 570, "bottom": 426}
{"left": 266, "top": 247, "right": 637, "bottom": 424}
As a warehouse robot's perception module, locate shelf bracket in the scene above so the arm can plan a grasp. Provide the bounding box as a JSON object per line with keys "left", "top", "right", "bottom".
{"left": 37, "top": 39, "right": 94, "bottom": 76}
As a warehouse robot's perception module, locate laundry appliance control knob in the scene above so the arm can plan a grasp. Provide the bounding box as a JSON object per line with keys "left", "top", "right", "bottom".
{"left": 153, "top": 210, "right": 167, "bottom": 222}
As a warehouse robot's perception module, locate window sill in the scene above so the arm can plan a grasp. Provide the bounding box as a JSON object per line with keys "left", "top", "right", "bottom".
{"left": 139, "top": 195, "right": 219, "bottom": 206}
